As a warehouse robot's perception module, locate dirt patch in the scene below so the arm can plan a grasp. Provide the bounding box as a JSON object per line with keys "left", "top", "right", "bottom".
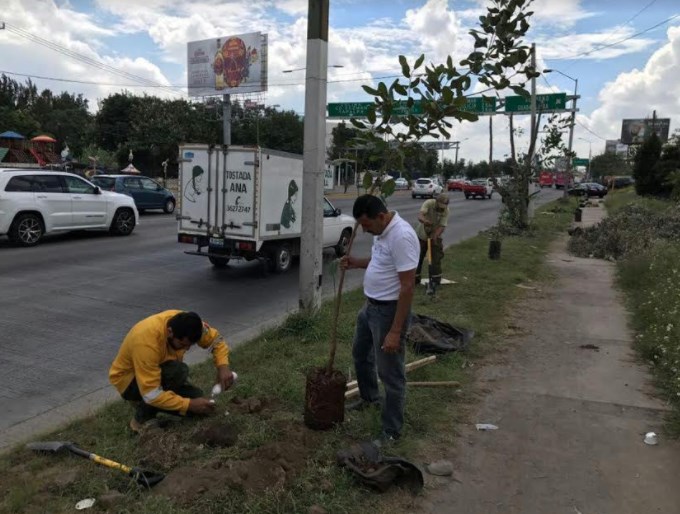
{"left": 193, "top": 423, "right": 239, "bottom": 448}
{"left": 137, "top": 426, "right": 197, "bottom": 470}
{"left": 229, "top": 395, "right": 273, "bottom": 414}
{"left": 153, "top": 421, "right": 320, "bottom": 504}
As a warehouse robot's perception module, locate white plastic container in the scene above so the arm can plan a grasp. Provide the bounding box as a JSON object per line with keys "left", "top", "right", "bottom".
{"left": 211, "top": 371, "right": 238, "bottom": 398}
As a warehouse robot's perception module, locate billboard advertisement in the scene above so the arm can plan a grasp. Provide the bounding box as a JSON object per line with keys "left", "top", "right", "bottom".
{"left": 620, "top": 118, "right": 670, "bottom": 145}
{"left": 187, "top": 32, "right": 267, "bottom": 97}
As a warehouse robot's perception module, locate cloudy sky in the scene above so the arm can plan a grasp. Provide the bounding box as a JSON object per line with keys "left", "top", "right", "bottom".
{"left": 0, "top": 0, "right": 678, "bottom": 163}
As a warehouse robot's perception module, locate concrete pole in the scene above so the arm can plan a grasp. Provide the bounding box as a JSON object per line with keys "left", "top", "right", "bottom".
{"left": 563, "top": 78, "right": 577, "bottom": 198}
{"left": 222, "top": 94, "right": 231, "bottom": 145}
{"left": 299, "top": 0, "right": 329, "bottom": 312}
{"left": 529, "top": 43, "right": 537, "bottom": 223}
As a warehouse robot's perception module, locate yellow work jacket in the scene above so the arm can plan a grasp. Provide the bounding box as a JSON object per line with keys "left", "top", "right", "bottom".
{"left": 109, "top": 310, "right": 229, "bottom": 415}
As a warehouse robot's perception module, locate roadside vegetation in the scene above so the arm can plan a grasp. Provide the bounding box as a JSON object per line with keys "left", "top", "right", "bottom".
{"left": 569, "top": 188, "right": 680, "bottom": 434}
{"left": 0, "top": 200, "right": 573, "bottom": 514}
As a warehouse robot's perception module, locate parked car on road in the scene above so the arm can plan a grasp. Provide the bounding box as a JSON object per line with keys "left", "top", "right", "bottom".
{"left": 90, "top": 175, "right": 176, "bottom": 213}
{"left": 412, "top": 177, "right": 443, "bottom": 199}
{"left": 0, "top": 169, "right": 138, "bottom": 246}
{"left": 394, "top": 177, "right": 409, "bottom": 190}
{"left": 463, "top": 178, "right": 494, "bottom": 199}
{"left": 567, "top": 182, "right": 608, "bottom": 198}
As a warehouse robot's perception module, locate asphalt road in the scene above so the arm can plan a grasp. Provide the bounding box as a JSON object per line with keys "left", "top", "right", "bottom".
{"left": 0, "top": 187, "right": 561, "bottom": 447}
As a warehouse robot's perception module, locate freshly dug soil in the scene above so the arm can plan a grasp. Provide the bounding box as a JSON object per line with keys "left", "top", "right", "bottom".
{"left": 153, "top": 421, "right": 319, "bottom": 503}
{"left": 193, "top": 423, "right": 239, "bottom": 448}
{"left": 304, "top": 367, "right": 347, "bottom": 430}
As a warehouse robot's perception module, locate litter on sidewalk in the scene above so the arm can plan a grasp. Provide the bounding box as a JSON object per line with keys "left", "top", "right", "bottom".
{"left": 475, "top": 423, "right": 499, "bottom": 431}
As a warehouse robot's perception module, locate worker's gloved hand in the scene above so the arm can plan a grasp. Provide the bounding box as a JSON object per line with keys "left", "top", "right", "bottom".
{"left": 188, "top": 397, "right": 216, "bottom": 415}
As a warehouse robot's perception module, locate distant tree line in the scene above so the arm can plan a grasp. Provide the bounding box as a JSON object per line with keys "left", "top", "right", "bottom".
{"left": 0, "top": 74, "right": 304, "bottom": 177}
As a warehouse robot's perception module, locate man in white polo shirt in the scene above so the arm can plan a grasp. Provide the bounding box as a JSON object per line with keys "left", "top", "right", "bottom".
{"left": 341, "top": 194, "right": 420, "bottom": 443}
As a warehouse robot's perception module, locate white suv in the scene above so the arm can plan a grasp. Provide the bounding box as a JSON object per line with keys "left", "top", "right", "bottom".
{"left": 412, "top": 177, "right": 444, "bottom": 199}
{"left": 0, "top": 169, "right": 139, "bottom": 246}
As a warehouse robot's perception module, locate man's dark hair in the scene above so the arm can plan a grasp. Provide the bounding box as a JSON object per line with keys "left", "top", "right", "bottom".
{"left": 352, "top": 194, "right": 387, "bottom": 219}
{"left": 168, "top": 311, "right": 203, "bottom": 342}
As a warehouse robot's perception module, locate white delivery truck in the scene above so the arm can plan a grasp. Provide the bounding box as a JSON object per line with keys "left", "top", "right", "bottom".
{"left": 177, "top": 144, "right": 355, "bottom": 272}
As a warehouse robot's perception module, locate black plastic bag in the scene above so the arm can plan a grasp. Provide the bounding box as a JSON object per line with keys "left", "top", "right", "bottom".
{"left": 407, "top": 314, "right": 474, "bottom": 354}
{"left": 336, "top": 441, "right": 423, "bottom": 494}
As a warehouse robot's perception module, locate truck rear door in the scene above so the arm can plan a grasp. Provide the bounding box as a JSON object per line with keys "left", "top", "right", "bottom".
{"left": 219, "top": 147, "right": 257, "bottom": 239}
{"left": 178, "top": 145, "right": 217, "bottom": 235}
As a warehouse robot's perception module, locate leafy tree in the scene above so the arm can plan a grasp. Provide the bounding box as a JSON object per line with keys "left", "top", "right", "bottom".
{"left": 634, "top": 132, "right": 663, "bottom": 196}
{"left": 589, "top": 153, "right": 631, "bottom": 180}
{"left": 350, "top": 0, "right": 541, "bottom": 229}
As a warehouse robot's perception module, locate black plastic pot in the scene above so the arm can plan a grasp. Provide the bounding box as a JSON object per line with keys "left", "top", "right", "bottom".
{"left": 574, "top": 208, "right": 582, "bottom": 222}
{"left": 488, "top": 240, "right": 502, "bottom": 260}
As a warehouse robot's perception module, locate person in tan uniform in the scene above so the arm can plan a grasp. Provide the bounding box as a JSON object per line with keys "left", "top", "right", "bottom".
{"left": 109, "top": 310, "right": 233, "bottom": 432}
{"left": 415, "top": 193, "right": 450, "bottom": 292}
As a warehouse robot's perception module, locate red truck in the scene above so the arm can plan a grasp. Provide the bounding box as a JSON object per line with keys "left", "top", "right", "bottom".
{"left": 554, "top": 172, "right": 571, "bottom": 189}
{"left": 538, "top": 171, "right": 554, "bottom": 188}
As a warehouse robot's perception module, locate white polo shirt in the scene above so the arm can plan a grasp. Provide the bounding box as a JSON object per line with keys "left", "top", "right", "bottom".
{"left": 364, "top": 212, "right": 420, "bottom": 301}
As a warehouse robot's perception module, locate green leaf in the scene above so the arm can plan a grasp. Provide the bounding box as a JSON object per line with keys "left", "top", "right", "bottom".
{"left": 381, "top": 179, "right": 396, "bottom": 198}
{"left": 394, "top": 83, "right": 407, "bottom": 96}
{"left": 366, "top": 106, "right": 376, "bottom": 124}
{"left": 399, "top": 55, "right": 410, "bottom": 78}
{"left": 362, "top": 172, "right": 374, "bottom": 190}
{"left": 457, "top": 111, "right": 479, "bottom": 122}
{"left": 442, "top": 87, "right": 453, "bottom": 104}
{"left": 414, "top": 54, "right": 425, "bottom": 70}
{"left": 362, "top": 85, "right": 380, "bottom": 96}
{"left": 350, "top": 119, "right": 366, "bottom": 129}
{"left": 510, "top": 85, "right": 530, "bottom": 98}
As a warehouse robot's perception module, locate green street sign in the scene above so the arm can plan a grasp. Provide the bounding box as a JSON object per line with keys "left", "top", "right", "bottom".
{"left": 327, "top": 101, "right": 422, "bottom": 118}
{"left": 462, "top": 96, "right": 497, "bottom": 113}
{"left": 504, "top": 93, "right": 567, "bottom": 113}
{"left": 573, "top": 158, "right": 589, "bottom": 166}
{"left": 327, "top": 96, "right": 497, "bottom": 118}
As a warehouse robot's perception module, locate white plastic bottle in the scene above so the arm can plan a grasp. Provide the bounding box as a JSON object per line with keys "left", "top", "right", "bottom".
{"left": 211, "top": 371, "right": 238, "bottom": 398}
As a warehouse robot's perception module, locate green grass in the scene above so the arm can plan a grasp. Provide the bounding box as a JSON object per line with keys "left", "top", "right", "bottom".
{"left": 605, "top": 187, "right": 669, "bottom": 214}
{"left": 0, "top": 200, "right": 574, "bottom": 514}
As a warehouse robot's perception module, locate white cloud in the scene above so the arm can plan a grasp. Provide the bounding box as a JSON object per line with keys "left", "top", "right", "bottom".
{"left": 539, "top": 25, "right": 656, "bottom": 61}
{"left": 579, "top": 24, "right": 680, "bottom": 158}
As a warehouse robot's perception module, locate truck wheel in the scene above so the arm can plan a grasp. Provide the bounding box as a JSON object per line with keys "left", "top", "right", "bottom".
{"left": 209, "top": 256, "right": 229, "bottom": 268}
{"left": 271, "top": 244, "right": 292, "bottom": 273}
{"left": 9, "top": 213, "right": 44, "bottom": 246}
{"left": 335, "top": 228, "right": 352, "bottom": 257}
{"left": 465, "top": 194, "right": 470, "bottom": 199}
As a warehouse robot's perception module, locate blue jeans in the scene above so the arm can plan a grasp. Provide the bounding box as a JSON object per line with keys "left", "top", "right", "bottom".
{"left": 352, "top": 300, "right": 409, "bottom": 438}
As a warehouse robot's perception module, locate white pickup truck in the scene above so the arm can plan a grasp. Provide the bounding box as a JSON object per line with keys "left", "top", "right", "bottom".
{"left": 177, "top": 144, "right": 355, "bottom": 273}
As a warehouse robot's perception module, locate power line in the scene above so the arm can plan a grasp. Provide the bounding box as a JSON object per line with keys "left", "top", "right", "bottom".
{"left": 2, "top": 22, "right": 185, "bottom": 96}
{"left": 549, "top": 12, "right": 680, "bottom": 61}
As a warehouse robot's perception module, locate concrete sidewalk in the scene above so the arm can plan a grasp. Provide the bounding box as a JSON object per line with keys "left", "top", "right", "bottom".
{"left": 417, "top": 202, "right": 680, "bottom": 514}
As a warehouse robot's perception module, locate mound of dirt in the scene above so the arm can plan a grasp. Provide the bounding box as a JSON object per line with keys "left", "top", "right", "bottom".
{"left": 153, "top": 421, "right": 320, "bottom": 503}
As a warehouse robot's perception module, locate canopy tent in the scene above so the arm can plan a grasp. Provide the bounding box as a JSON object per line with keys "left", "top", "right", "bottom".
{"left": 0, "top": 131, "right": 25, "bottom": 139}
{"left": 31, "top": 135, "right": 57, "bottom": 143}
{"left": 121, "top": 163, "right": 141, "bottom": 174}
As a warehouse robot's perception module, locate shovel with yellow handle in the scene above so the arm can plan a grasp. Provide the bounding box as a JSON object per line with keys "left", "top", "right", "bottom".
{"left": 425, "top": 237, "right": 435, "bottom": 296}
{"left": 26, "top": 441, "right": 164, "bottom": 489}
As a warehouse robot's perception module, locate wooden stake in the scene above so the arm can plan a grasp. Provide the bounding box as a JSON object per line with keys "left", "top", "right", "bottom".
{"left": 345, "top": 355, "right": 437, "bottom": 390}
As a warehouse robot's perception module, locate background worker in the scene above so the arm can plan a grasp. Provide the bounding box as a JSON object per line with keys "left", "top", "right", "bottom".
{"left": 341, "top": 194, "right": 419, "bottom": 444}
{"left": 415, "top": 193, "right": 450, "bottom": 291}
{"left": 109, "top": 310, "right": 234, "bottom": 432}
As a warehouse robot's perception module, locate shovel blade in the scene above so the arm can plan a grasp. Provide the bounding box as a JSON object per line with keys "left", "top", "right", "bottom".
{"left": 130, "top": 468, "right": 165, "bottom": 489}
{"left": 26, "top": 441, "right": 74, "bottom": 454}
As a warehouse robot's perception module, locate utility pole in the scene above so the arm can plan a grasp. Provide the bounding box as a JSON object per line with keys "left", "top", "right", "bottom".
{"left": 564, "top": 78, "right": 577, "bottom": 198}
{"left": 528, "top": 43, "right": 537, "bottom": 223}
{"left": 299, "top": 0, "right": 329, "bottom": 312}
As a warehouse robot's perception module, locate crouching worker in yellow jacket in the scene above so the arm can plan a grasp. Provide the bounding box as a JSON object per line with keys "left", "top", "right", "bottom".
{"left": 109, "top": 310, "right": 233, "bottom": 433}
